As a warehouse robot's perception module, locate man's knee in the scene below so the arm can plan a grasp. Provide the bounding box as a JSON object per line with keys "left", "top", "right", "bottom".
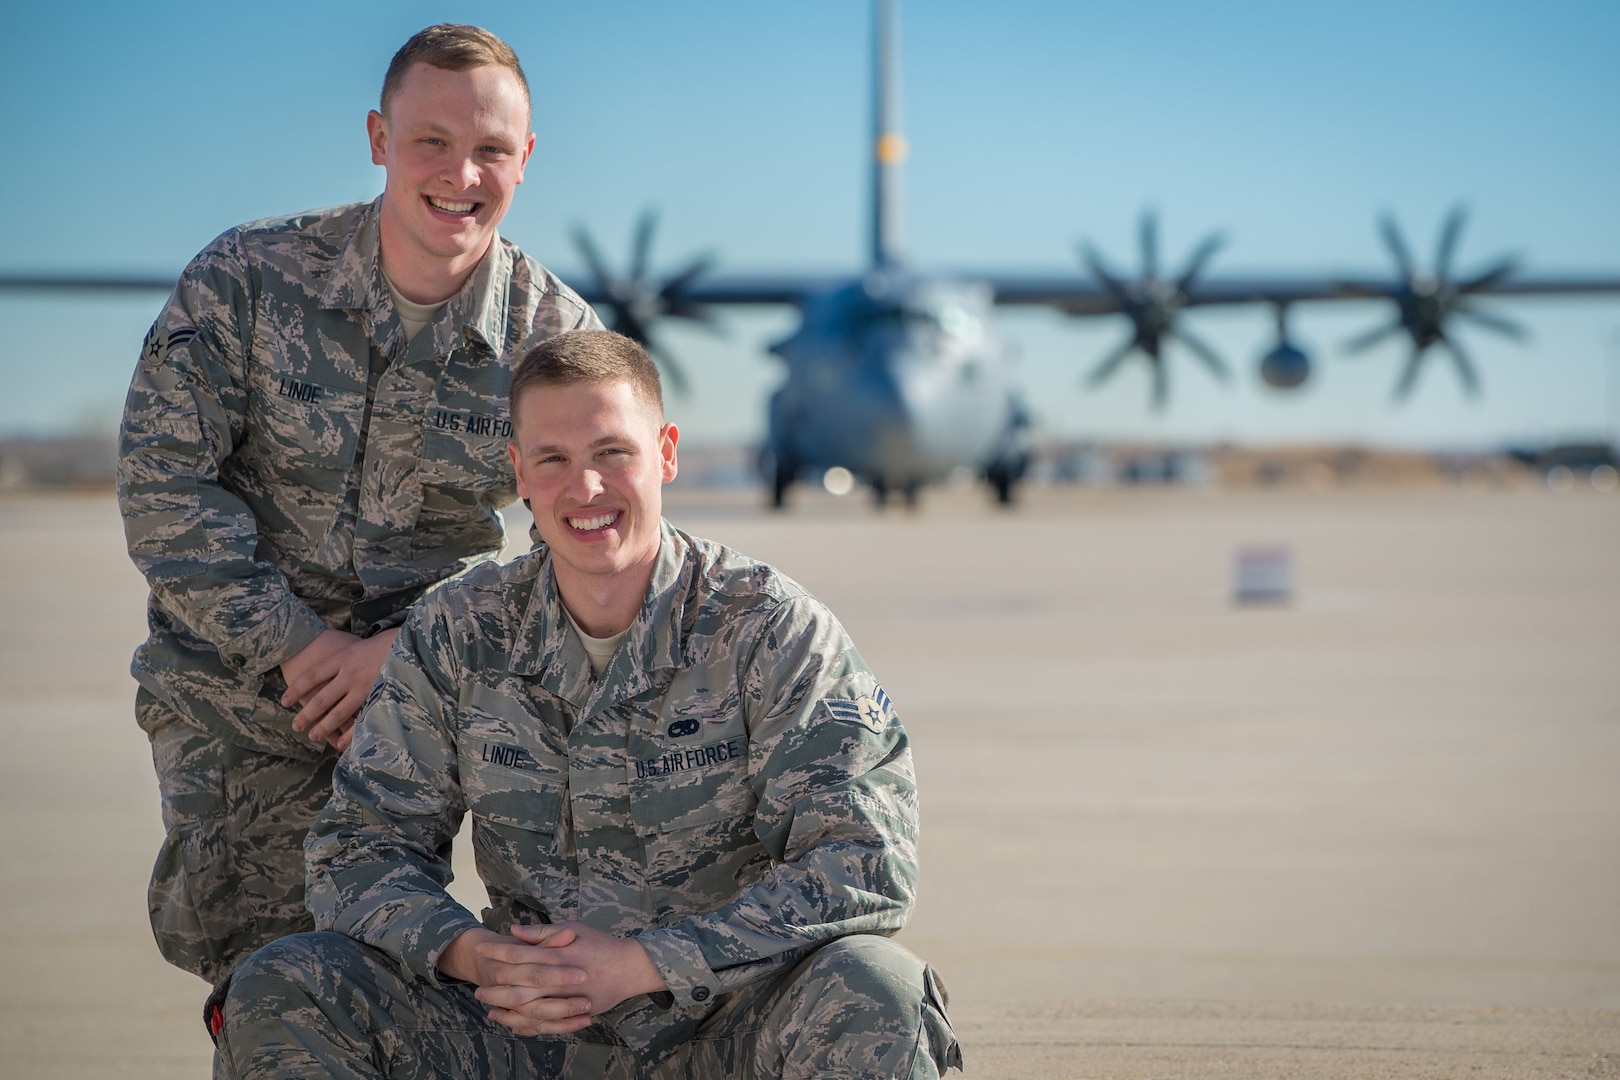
{"left": 143, "top": 714, "right": 330, "bottom": 983}
{"left": 776, "top": 936, "right": 961, "bottom": 1077}
{"left": 218, "top": 933, "right": 382, "bottom": 1079}
{"left": 794, "top": 935, "right": 926, "bottom": 1013}
{"left": 225, "top": 932, "right": 358, "bottom": 1018}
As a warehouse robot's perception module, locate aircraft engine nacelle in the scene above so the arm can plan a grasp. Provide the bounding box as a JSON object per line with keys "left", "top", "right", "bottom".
{"left": 1259, "top": 340, "right": 1311, "bottom": 390}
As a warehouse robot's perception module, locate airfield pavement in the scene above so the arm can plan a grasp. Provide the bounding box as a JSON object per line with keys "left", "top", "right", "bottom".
{"left": 1, "top": 483, "right": 1616, "bottom": 1078}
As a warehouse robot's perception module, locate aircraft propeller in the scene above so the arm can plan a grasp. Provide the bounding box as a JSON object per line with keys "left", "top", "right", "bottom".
{"left": 1337, "top": 207, "right": 1526, "bottom": 400}
{"left": 1079, "top": 210, "right": 1230, "bottom": 410}
{"left": 570, "top": 209, "right": 719, "bottom": 395}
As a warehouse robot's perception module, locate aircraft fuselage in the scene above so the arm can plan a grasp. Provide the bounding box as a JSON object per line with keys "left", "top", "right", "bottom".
{"left": 765, "top": 272, "right": 1028, "bottom": 500}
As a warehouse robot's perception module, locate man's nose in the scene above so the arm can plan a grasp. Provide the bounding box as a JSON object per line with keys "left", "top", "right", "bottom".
{"left": 445, "top": 155, "right": 480, "bottom": 191}
{"left": 570, "top": 468, "right": 605, "bottom": 501}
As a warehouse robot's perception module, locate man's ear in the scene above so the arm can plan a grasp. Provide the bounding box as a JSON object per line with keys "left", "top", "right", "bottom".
{"left": 660, "top": 422, "right": 679, "bottom": 483}
{"left": 367, "top": 110, "right": 388, "bottom": 167}
{"left": 508, "top": 442, "right": 530, "bottom": 500}
{"left": 515, "top": 130, "right": 536, "bottom": 184}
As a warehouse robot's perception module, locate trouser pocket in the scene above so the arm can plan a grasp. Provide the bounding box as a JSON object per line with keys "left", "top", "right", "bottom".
{"left": 148, "top": 819, "right": 256, "bottom": 986}
{"left": 916, "top": 965, "right": 963, "bottom": 1075}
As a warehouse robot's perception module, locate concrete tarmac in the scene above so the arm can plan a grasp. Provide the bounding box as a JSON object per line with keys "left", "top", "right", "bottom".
{"left": 1, "top": 485, "right": 1616, "bottom": 1077}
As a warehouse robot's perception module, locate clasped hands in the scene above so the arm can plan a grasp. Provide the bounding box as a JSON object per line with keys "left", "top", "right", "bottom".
{"left": 441, "top": 923, "right": 669, "bottom": 1036}
{"left": 280, "top": 628, "right": 399, "bottom": 751}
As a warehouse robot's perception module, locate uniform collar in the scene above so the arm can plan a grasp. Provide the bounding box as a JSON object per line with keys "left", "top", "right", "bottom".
{"left": 509, "top": 521, "right": 695, "bottom": 715}
{"left": 320, "top": 197, "right": 513, "bottom": 358}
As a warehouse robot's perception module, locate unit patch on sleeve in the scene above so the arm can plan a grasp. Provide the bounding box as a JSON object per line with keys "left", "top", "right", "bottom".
{"left": 821, "top": 685, "right": 894, "bottom": 733}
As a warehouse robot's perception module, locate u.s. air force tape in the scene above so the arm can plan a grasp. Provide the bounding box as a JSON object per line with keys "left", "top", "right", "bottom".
{"left": 821, "top": 685, "right": 894, "bottom": 733}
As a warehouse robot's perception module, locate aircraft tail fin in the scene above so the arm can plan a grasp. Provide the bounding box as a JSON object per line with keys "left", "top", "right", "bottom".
{"left": 870, "top": 0, "right": 905, "bottom": 270}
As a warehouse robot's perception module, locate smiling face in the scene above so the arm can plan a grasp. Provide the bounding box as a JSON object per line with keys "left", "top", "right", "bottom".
{"left": 367, "top": 61, "right": 534, "bottom": 302}
{"left": 509, "top": 379, "right": 679, "bottom": 623}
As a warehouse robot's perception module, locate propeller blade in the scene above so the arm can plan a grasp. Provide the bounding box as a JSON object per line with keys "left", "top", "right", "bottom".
{"left": 1085, "top": 337, "right": 1138, "bottom": 387}
{"left": 1455, "top": 306, "right": 1528, "bottom": 341}
{"left": 571, "top": 226, "right": 615, "bottom": 293}
{"left": 1174, "top": 326, "right": 1231, "bottom": 381}
{"left": 1139, "top": 210, "right": 1159, "bottom": 278}
{"left": 662, "top": 252, "right": 717, "bottom": 299}
{"left": 630, "top": 209, "right": 658, "bottom": 282}
{"left": 1459, "top": 257, "right": 1519, "bottom": 294}
{"left": 1344, "top": 320, "right": 1402, "bottom": 354}
{"left": 1441, "top": 337, "right": 1480, "bottom": 397}
{"left": 1435, "top": 205, "right": 1467, "bottom": 281}
{"left": 646, "top": 337, "right": 690, "bottom": 397}
{"left": 1150, "top": 355, "right": 1169, "bottom": 411}
{"left": 614, "top": 309, "right": 651, "bottom": 345}
{"left": 1080, "top": 243, "right": 1129, "bottom": 300}
{"left": 1175, "top": 232, "right": 1226, "bottom": 294}
{"left": 1391, "top": 345, "right": 1428, "bottom": 402}
{"left": 1379, "top": 215, "right": 1416, "bottom": 280}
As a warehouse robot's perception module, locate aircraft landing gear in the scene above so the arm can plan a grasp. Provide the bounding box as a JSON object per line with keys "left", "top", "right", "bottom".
{"left": 762, "top": 447, "right": 797, "bottom": 510}
{"left": 771, "top": 459, "right": 796, "bottom": 509}
{"left": 986, "top": 458, "right": 1024, "bottom": 506}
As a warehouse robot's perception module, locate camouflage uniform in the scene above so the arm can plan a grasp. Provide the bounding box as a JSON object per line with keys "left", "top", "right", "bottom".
{"left": 219, "top": 522, "right": 961, "bottom": 1078}
{"left": 117, "top": 198, "right": 599, "bottom": 987}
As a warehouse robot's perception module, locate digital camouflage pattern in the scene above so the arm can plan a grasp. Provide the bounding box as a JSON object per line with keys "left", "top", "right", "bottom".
{"left": 270, "top": 521, "right": 959, "bottom": 1074}
{"left": 140, "top": 689, "right": 335, "bottom": 987}
{"left": 220, "top": 930, "right": 955, "bottom": 1079}
{"left": 118, "top": 198, "right": 599, "bottom": 981}
{"left": 119, "top": 198, "right": 599, "bottom": 761}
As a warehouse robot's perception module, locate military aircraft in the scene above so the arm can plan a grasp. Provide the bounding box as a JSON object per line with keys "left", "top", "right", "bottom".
{"left": 555, "top": 0, "right": 1620, "bottom": 506}
{"left": 6, "top": 0, "right": 1620, "bottom": 509}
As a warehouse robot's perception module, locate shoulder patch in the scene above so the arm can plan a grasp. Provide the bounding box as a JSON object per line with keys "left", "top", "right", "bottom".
{"left": 821, "top": 686, "right": 894, "bottom": 734}
{"left": 139, "top": 324, "right": 200, "bottom": 369}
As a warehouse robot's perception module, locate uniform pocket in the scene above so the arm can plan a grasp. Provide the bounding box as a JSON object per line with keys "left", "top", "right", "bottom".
{"left": 148, "top": 823, "right": 253, "bottom": 986}
{"left": 414, "top": 426, "right": 515, "bottom": 558}
{"left": 916, "top": 965, "right": 963, "bottom": 1075}
{"left": 248, "top": 373, "right": 366, "bottom": 473}
{"left": 419, "top": 424, "right": 515, "bottom": 494}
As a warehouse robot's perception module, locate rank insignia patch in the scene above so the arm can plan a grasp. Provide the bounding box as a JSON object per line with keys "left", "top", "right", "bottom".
{"left": 822, "top": 686, "right": 893, "bottom": 733}
{"left": 140, "top": 325, "right": 200, "bottom": 367}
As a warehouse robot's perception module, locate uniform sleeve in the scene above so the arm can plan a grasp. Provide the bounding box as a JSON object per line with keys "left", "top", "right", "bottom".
{"left": 565, "top": 287, "right": 605, "bottom": 332}
{"left": 636, "top": 598, "right": 920, "bottom": 1006}
{"left": 116, "top": 230, "right": 326, "bottom": 674}
{"left": 305, "top": 599, "right": 483, "bottom": 985}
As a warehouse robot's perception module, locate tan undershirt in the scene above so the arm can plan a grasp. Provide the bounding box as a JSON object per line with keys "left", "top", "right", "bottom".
{"left": 383, "top": 275, "right": 447, "bottom": 344}
{"left": 563, "top": 606, "right": 627, "bottom": 677}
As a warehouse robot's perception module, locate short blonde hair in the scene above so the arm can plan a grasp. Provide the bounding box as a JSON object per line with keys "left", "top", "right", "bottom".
{"left": 382, "top": 24, "right": 529, "bottom": 116}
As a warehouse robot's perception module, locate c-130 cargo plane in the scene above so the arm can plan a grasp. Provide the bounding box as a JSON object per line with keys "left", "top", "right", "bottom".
{"left": 559, "top": 0, "right": 1620, "bottom": 507}
{"left": 6, "top": 0, "right": 1619, "bottom": 507}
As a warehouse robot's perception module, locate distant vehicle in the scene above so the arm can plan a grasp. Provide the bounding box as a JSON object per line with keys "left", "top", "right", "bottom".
{"left": 7, "top": 0, "right": 1620, "bottom": 508}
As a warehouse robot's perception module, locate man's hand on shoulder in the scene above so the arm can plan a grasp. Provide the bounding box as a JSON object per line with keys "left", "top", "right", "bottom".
{"left": 280, "top": 628, "right": 399, "bottom": 751}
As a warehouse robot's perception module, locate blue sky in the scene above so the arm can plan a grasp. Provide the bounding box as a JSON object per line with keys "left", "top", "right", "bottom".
{"left": 2, "top": 0, "right": 1617, "bottom": 449}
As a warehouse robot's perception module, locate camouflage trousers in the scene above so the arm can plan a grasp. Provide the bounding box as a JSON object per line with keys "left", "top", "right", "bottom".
{"left": 217, "top": 931, "right": 962, "bottom": 1079}
{"left": 139, "top": 689, "right": 337, "bottom": 987}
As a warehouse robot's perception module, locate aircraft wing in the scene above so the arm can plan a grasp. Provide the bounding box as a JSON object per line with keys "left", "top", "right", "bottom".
{"left": 569, "top": 274, "right": 828, "bottom": 309}
{"left": 982, "top": 274, "right": 1351, "bottom": 314}
{"left": 981, "top": 273, "right": 1620, "bottom": 315}
{"left": 0, "top": 273, "right": 178, "bottom": 293}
